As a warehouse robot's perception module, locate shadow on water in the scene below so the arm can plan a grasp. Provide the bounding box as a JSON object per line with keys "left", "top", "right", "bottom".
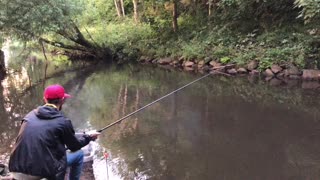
{"left": 2, "top": 60, "right": 320, "bottom": 180}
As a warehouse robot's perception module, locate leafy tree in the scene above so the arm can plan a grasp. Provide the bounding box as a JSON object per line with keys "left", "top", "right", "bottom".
{"left": 0, "top": 0, "right": 112, "bottom": 60}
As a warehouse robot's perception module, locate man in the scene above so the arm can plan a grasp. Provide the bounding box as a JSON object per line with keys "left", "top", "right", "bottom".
{"left": 9, "top": 84, "right": 99, "bottom": 180}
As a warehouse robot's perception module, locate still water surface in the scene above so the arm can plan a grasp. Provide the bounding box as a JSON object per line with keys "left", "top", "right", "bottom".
{"left": 1, "top": 57, "right": 320, "bottom": 179}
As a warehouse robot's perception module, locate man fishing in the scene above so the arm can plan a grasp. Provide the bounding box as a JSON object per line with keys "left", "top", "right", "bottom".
{"left": 9, "top": 84, "right": 99, "bottom": 180}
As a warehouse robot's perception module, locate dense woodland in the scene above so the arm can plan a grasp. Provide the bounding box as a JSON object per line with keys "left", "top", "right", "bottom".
{"left": 0, "top": 0, "right": 320, "bottom": 69}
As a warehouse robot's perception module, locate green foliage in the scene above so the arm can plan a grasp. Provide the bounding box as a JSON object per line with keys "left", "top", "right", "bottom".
{"left": 180, "top": 40, "right": 206, "bottom": 59}
{"left": 52, "top": 55, "right": 70, "bottom": 65}
{"left": 253, "top": 46, "right": 306, "bottom": 71}
{"left": 220, "top": 56, "right": 231, "bottom": 64}
{"left": 0, "top": 0, "right": 318, "bottom": 68}
{"left": 213, "top": 46, "right": 231, "bottom": 58}
{"left": 258, "top": 57, "right": 273, "bottom": 71}
{"left": 0, "top": 0, "right": 84, "bottom": 40}
{"left": 84, "top": 19, "right": 155, "bottom": 60}
{"left": 295, "top": 0, "right": 320, "bottom": 23}
{"left": 233, "top": 52, "right": 258, "bottom": 65}
{"left": 220, "top": 0, "right": 239, "bottom": 6}
{"left": 77, "top": 0, "right": 116, "bottom": 25}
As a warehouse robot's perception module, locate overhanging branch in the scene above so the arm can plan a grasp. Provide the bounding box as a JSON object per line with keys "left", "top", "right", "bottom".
{"left": 39, "top": 38, "right": 87, "bottom": 52}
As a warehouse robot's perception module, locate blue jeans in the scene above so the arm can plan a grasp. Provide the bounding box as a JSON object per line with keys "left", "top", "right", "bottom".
{"left": 66, "top": 150, "right": 84, "bottom": 180}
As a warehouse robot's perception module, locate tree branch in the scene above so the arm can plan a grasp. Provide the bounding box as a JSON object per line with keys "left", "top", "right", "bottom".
{"left": 39, "top": 38, "right": 87, "bottom": 52}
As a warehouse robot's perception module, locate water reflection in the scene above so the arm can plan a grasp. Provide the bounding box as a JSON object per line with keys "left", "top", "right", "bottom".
{"left": 1, "top": 58, "right": 320, "bottom": 179}
{"left": 63, "top": 65, "right": 320, "bottom": 180}
{"left": 0, "top": 44, "right": 95, "bottom": 164}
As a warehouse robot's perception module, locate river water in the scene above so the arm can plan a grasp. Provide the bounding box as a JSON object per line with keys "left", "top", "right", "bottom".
{"left": 1, "top": 49, "right": 320, "bottom": 179}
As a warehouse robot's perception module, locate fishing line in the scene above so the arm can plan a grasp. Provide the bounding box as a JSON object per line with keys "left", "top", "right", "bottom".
{"left": 97, "top": 71, "right": 228, "bottom": 133}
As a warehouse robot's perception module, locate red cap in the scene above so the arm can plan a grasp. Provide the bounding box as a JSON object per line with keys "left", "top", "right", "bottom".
{"left": 44, "top": 84, "right": 71, "bottom": 100}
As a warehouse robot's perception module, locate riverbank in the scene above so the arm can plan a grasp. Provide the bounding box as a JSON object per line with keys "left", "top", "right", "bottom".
{"left": 103, "top": 20, "right": 320, "bottom": 85}
{"left": 139, "top": 56, "right": 320, "bottom": 89}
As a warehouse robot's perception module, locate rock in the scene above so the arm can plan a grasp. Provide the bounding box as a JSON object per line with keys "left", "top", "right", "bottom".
{"left": 249, "top": 70, "right": 260, "bottom": 75}
{"left": 247, "top": 60, "right": 258, "bottom": 70}
{"left": 302, "top": 69, "right": 320, "bottom": 80}
{"left": 269, "top": 78, "right": 283, "bottom": 86}
{"left": 209, "top": 61, "right": 221, "bottom": 67}
{"left": 276, "top": 72, "right": 285, "bottom": 78}
{"left": 184, "top": 61, "right": 194, "bottom": 67}
{"left": 197, "top": 60, "right": 205, "bottom": 68}
{"left": 184, "top": 66, "right": 194, "bottom": 71}
{"left": 284, "top": 64, "right": 301, "bottom": 76}
{"left": 211, "top": 66, "right": 226, "bottom": 72}
{"left": 158, "top": 57, "right": 173, "bottom": 65}
{"left": 202, "top": 65, "right": 211, "bottom": 72}
{"left": 225, "top": 63, "right": 236, "bottom": 69}
{"left": 265, "top": 76, "right": 273, "bottom": 81}
{"left": 302, "top": 81, "right": 320, "bottom": 89}
{"left": 146, "top": 58, "right": 154, "bottom": 63}
{"left": 237, "top": 68, "right": 247, "bottom": 74}
{"left": 263, "top": 69, "right": 274, "bottom": 77}
{"left": 171, "top": 60, "right": 180, "bottom": 66}
{"left": 271, "top": 64, "right": 283, "bottom": 74}
{"left": 204, "top": 57, "right": 212, "bottom": 64}
{"left": 151, "top": 59, "right": 158, "bottom": 64}
{"left": 227, "top": 68, "right": 237, "bottom": 75}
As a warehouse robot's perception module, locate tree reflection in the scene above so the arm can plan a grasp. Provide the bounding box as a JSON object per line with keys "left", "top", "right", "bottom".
{"left": 0, "top": 71, "right": 42, "bottom": 164}
{"left": 0, "top": 50, "right": 95, "bottom": 164}
{"left": 2, "top": 56, "right": 320, "bottom": 179}
{"left": 74, "top": 65, "right": 320, "bottom": 180}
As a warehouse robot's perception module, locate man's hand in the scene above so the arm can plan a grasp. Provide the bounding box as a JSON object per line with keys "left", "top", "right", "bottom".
{"left": 86, "top": 130, "right": 101, "bottom": 141}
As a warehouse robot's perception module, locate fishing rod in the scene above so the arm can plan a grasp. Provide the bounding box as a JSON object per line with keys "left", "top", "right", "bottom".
{"left": 97, "top": 71, "right": 229, "bottom": 133}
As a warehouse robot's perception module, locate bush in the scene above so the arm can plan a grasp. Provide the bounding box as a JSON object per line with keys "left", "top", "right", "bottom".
{"left": 85, "top": 19, "right": 155, "bottom": 57}
{"left": 180, "top": 40, "right": 206, "bottom": 60}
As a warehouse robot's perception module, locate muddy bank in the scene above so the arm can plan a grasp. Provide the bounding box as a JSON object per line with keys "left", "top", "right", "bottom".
{"left": 139, "top": 56, "right": 320, "bottom": 88}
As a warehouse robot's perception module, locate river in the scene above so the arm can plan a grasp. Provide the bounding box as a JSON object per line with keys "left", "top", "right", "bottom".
{"left": 1, "top": 47, "right": 320, "bottom": 179}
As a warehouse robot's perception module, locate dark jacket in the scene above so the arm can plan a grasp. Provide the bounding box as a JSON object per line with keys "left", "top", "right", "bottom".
{"left": 9, "top": 105, "right": 92, "bottom": 178}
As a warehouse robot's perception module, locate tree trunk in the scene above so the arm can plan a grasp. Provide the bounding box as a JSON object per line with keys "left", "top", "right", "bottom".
{"left": 114, "top": 0, "right": 122, "bottom": 17}
{"left": 120, "top": 0, "right": 126, "bottom": 16}
{"left": 172, "top": 0, "right": 178, "bottom": 32}
{"left": 41, "top": 21, "right": 112, "bottom": 61}
{"left": 208, "top": 0, "right": 218, "bottom": 19}
{"left": 40, "top": 41, "right": 49, "bottom": 89}
{"left": 133, "top": 0, "right": 139, "bottom": 23}
{"left": 208, "top": 0, "right": 212, "bottom": 16}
